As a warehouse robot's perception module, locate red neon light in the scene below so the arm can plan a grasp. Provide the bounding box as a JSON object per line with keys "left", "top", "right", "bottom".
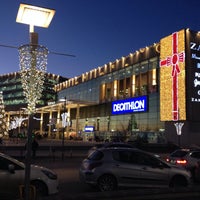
{"left": 160, "top": 32, "right": 185, "bottom": 121}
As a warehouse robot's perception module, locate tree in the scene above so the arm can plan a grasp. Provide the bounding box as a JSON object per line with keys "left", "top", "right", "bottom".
{"left": 128, "top": 114, "right": 138, "bottom": 131}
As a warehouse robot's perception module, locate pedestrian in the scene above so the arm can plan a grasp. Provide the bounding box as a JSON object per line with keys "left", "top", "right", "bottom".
{"left": 32, "top": 138, "right": 39, "bottom": 158}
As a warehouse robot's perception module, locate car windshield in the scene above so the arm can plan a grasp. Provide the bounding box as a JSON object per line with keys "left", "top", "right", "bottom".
{"left": 171, "top": 150, "right": 189, "bottom": 157}
{"left": 0, "top": 153, "right": 24, "bottom": 166}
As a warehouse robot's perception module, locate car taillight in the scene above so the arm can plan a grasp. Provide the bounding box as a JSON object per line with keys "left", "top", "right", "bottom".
{"left": 176, "top": 159, "right": 187, "bottom": 165}
{"left": 88, "top": 162, "right": 102, "bottom": 170}
{"left": 166, "top": 158, "right": 170, "bottom": 162}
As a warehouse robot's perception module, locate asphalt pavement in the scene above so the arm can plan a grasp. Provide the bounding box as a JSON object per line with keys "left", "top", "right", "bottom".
{"left": 1, "top": 139, "right": 200, "bottom": 200}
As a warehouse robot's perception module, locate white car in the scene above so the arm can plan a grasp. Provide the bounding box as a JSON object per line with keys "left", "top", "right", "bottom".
{"left": 80, "top": 147, "right": 192, "bottom": 191}
{"left": 0, "top": 152, "right": 58, "bottom": 199}
{"left": 166, "top": 148, "right": 200, "bottom": 181}
{"left": 87, "top": 142, "right": 135, "bottom": 156}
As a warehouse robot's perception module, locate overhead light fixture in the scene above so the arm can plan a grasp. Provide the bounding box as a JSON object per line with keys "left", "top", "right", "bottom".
{"left": 16, "top": 3, "right": 55, "bottom": 31}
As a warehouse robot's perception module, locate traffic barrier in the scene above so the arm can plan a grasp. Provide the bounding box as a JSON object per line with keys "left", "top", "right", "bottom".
{"left": 19, "top": 184, "right": 36, "bottom": 200}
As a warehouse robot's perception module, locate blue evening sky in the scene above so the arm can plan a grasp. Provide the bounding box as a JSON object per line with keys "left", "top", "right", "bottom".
{"left": 0, "top": 0, "right": 199, "bottom": 78}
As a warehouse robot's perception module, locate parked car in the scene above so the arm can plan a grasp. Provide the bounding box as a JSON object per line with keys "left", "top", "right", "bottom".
{"left": 80, "top": 147, "right": 192, "bottom": 191}
{"left": 0, "top": 152, "right": 58, "bottom": 199}
{"left": 166, "top": 148, "right": 200, "bottom": 181}
{"left": 87, "top": 142, "right": 135, "bottom": 156}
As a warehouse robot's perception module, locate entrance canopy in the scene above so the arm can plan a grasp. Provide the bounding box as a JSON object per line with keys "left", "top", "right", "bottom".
{"left": 36, "top": 99, "right": 97, "bottom": 113}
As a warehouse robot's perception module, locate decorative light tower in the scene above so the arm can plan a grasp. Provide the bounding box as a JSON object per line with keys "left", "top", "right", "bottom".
{"left": 0, "top": 91, "right": 8, "bottom": 138}
{"left": 16, "top": 3, "right": 55, "bottom": 199}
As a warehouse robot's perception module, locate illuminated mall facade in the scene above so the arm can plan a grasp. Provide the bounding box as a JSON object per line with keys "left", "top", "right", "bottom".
{"left": 2, "top": 28, "right": 200, "bottom": 146}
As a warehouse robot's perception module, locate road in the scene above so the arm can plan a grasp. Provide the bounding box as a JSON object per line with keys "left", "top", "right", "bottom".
{"left": 31, "top": 155, "right": 200, "bottom": 200}
{"left": 2, "top": 139, "right": 200, "bottom": 199}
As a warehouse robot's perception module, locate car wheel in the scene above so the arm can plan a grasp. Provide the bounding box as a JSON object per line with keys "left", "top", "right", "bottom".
{"left": 31, "top": 180, "right": 48, "bottom": 197}
{"left": 169, "top": 175, "right": 188, "bottom": 188}
{"left": 97, "top": 174, "right": 117, "bottom": 191}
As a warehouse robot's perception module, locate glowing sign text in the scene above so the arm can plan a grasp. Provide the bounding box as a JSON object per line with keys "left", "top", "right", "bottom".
{"left": 112, "top": 96, "right": 147, "bottom": 115}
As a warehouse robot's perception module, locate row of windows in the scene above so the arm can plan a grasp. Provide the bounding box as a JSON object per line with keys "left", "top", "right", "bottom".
{"left": 55, "top": 44, "right": 160, "bottom": 92}
{"left": 67, "top": 93, "right": 163, "bottom": 133}
{"left": 0, "top": 84, "right": 22, "bottom": 92}
{"left": 59, "top": 57, "right": 159, "bottom": 103}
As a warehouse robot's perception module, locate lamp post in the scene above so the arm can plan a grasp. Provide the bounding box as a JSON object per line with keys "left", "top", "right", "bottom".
{"left": 16, "top": 3, "right": 55, "bottom": 199}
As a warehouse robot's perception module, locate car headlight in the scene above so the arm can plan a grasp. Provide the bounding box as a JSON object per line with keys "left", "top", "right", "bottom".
{"left": 41, "top": 169, "right": 57, "bottom": 180}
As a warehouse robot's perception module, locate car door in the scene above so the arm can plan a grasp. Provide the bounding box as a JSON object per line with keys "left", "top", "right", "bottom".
{"left": 0, "top": 156, "right": 24, "bottom": 198}
{"left": 112, "top": 150, "right": 142, "bottom": 187}
{"left": 136, "top": 152, "right": 170, "bottom": 187}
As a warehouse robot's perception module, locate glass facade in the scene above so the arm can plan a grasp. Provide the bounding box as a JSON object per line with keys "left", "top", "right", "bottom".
{"left": 57, "top": 44, "right": 165, "bottom": 140}
{"left": 4, "top": 28, "right": 200, "bottom": 146}
{"left": 0, "top": 73, "right": 67, "bottom": 111}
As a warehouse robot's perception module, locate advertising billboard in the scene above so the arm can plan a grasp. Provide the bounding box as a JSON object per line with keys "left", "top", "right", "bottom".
{"left": 160, "top": 29, "right": 186, "bottom": 121}
{"left": 185, "top": 29, "right": 200, "bottom": 121}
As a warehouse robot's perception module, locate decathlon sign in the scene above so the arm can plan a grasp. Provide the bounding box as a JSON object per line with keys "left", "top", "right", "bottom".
{"left": 112, "top": 96, "right": 148, "bottom": 115}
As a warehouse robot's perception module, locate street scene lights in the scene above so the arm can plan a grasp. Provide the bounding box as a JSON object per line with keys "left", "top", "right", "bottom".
{"left": 16, "top": 3, "right": 55, "bottom": 200}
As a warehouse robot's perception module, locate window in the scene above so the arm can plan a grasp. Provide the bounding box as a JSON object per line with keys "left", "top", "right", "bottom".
{"left": 0, "top": 156, "right": 23, "bottom": 170}
{"left": 112, "top": 150, "right": 131, "bottom": 163}
{"left": 88, "top": 150, "right": 104, "bottom": 161}
{"left": 191, "top": 151, "right": 200, "bottom": 159}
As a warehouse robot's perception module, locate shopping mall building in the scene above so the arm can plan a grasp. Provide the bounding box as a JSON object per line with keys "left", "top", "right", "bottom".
{"left": 2, "top": 28, "right": 200, "bottom": 146}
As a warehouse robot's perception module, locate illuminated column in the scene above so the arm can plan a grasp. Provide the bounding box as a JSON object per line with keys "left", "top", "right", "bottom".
{"left": 132, "top": 75, "right": 136, "bottom": 96}
{"left": 56, "top": 108, "right": 61, "bottom": 139}
{"left": 76, "top": 104, "right": 80, "bottom": 136}
{"left": 66, "top": 107, "right": 71, "bottom": 137}
{"left": 48, "top": 110, "right": 52, "bottom": 137}
{"left": 113, "top": 80, "right": 118, "bottom": 99}
{"left": 152, "top": 68, "right": 157, "bottom": 86}
{"left": 40, "top": 111, "right": 44, "bottom": 134}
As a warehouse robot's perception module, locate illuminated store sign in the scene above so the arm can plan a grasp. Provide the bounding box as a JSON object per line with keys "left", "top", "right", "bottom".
{"left": 112, "top": 96, "right": 148, "bottom": 115}
{"left": 160, "top": 29, "right": 186, "bottom": 121}
{"left": 84, "top": 126, "right": 94, "bottom": 132}
{"left": 185, "top": 30, "right": 200, "bottom": 121}
{"left": 189, "top": 41, "right": 200, "bottom": 102}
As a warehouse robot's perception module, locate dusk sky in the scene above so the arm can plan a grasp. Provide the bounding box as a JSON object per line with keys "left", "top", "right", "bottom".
{"left": 0, "top": 0, "right": 200, "bottom": 78}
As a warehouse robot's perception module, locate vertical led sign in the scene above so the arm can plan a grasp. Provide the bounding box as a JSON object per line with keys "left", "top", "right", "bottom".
{"left": 160, "top": 29, "right": 186, "bottom": 121}
{"left": 185, "top": 29, "right": 200, "bottom": 121}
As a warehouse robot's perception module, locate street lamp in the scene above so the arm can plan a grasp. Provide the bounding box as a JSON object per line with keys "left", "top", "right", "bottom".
{"left": 16, "top": 3, "right": 55, "bottom": 31}
{"left": 16, "top": 3, "right": 55, "bottom": 200}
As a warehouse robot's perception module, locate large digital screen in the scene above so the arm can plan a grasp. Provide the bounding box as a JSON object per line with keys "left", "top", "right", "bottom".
{"left": 112, "top": 96, "right": 148, "bottom": 115}
{"left": 160, "top": 29, "right": 186, "bottom": 121}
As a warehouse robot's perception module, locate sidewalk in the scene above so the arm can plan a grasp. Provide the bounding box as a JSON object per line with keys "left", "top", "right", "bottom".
{"left": 0, "top": 138, "right": 91, "bottom": 159}
{"left": 41, "top": 186, "right": 200, "bottom": 200}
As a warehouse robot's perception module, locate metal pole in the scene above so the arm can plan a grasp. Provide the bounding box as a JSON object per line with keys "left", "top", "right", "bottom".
{"left": 24, "top": 32, "right": 38, "bottom": 200}
{"left": 62, "top": 126, "right": 65, "bottom": 160}
{"left": 178, "top": 135, "right": 181, "bottom": 147}
{"left": 24, "top": 114, "right": 34, "bottom": 199}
